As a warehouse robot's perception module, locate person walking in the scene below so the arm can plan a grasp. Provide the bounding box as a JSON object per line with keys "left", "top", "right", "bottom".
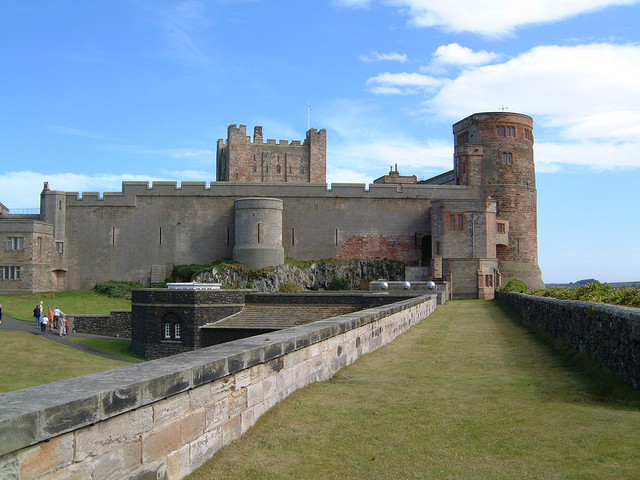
{"left": 53, "top": 306, "right": 65, "bottom": 331}
{"left": 0, "top": 302, "right": 3, "bottom": 326}
{"left": 47, "top": 307, "right": 54, "bottom": 331}
{"left": 40, "top": 313, "right": 48, "bottom": 334}
{"left": 59, "top": 315, "right": 67, "bottom": 336}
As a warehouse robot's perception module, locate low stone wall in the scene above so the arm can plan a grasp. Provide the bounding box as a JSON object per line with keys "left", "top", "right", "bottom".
{"left": 71, "top": 310, "right": 132, "bottom": 338}
{"left": 495, "top": 291, "right": 640, "bottom": 388}
{"left": 0, "top": 294, "right": 437, "bottom": 479}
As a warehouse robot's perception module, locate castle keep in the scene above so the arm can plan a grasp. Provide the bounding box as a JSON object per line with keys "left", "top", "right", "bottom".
{"left": 0, "top": 112, "right": 544, "bottom": 298}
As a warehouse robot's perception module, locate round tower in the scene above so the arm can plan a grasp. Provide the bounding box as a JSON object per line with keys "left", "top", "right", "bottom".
{"left": 232, "top": 197, "right": 285, "bottom": 270}
{"left": 453, "top": 112, "right": 544, "bottom": 290}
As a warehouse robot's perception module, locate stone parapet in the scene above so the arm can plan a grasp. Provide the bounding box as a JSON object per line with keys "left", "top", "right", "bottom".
{"left": 495, "top": 291, "right": 640, "bottom": 388}
{"left": 71, "top": 310, "right": 132, "bottom": 338}
{"left": 0, "top": 294, "right": 437, "bottom": 479}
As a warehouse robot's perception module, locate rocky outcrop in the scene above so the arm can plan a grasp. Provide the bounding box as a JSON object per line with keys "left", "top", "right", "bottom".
{"left": 194, "top": 259, "right": 406, "bottom": 292}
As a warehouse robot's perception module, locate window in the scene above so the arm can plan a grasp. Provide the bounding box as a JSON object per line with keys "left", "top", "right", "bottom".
{"left": 0, "top": 266, "right": 21, "bottom": 280}
{"left": 299, "top": 165, "right": 305, "bottom": 174}
{"left": 502, "top": 152, "right": 513, "bottom": 165}
{"left": 161, "top": 313, "right": 182, "bottom": 341}
{"left": 497, "top": 222, "right": 506, "bottom": 234}
{"left": 485, "top": 275, "right": 494, "bottom": 287}
{"left": 449, "top": 213, "right": 464, "bottom": 231}
{"left": 252, "top": 165, "right": 257, "bottom": 172}
{"left": 7, "top": 237, "right": 24, "bottom": 251}
{"left": 497, "top": 126, "right": 515, "bottom": 137}
{"left": 524, "top": 128, "right": 532, "bottom": 140}
{"left": 456, "top": 131, "right": 469, "bottom": 144}
{"left": 56, "top": 242, "right": 64, "bottom": 253}
{"left": 276, "top": 165, "right": 281, "bottom": 174}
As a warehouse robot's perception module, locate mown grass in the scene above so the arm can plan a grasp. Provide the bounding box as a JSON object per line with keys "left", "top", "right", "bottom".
{"left": 0, "top": 289, "right": 131, "bottom": 322}
{"left": 0, "top": 330, "right": 130, "bottom": 393}
{"left": 67, "top": 337, "right": 142, "bottom": 362}
{"left": 189, "top": 300, "right": 640, "bottom": 480}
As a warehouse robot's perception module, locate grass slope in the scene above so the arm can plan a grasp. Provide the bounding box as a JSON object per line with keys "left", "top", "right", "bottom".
{"left": 189, "top": 300, "right": 640, "bottom": 480}
{"left": 0, "top": 290, "right": 131, "bottom": 322}
{"left": 0, "top": 330, "right": 130, "bottom": 393}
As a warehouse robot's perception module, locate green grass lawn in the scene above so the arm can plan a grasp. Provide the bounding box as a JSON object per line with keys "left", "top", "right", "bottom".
{"left": 0, "top": 289, "right": 131, "bottom": 322}
{"left": 0, "top": 330, "right": 130, "bottom": 393}
{"left": 189, "top": 300, "right": 640, "bottom": 480}
{"left": 67, "top": 337, "right": 142, "bottom": 361}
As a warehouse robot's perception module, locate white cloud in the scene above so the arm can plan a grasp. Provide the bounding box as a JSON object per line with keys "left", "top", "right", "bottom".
{"left": 425, "top": 43, "right": 501, "bottom": 72}
{"left": 425, "top": 43, "right": 640, "bottom": 143}
{"left": 386, "top": 0, "right": 640, "bottom": 37}
{"left": 366, "top": 72, "right": 444, "bottom": 94}
{"left": 360, "top": 51, "right": 408, "bottom": 63}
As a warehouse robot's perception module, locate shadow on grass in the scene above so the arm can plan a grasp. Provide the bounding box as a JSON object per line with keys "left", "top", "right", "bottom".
{"left": 490, "top": 300, "right": 640, "bottom": 409}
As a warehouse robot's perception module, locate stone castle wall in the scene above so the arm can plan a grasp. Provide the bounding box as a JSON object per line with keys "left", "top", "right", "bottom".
{"left": 495, "top": 291, "right": 640, "bottom": 389}
{"left": 0, "top": 294, "right": 437, "bottom": 479}
{"left": 41, "top": 182, "right": 478, "bottom": 292}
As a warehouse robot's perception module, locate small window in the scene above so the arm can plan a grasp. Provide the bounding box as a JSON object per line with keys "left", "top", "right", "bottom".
{"left": 56, "top": 242, "right": 64, "bottom": 254}
{"left": 299, "top": 165, "right": 304, "bottom": 174}
{"left": 164, "top": 323, "right": 171, "bottom": 339}
{"left": 449, "top": 214, "right": 464, "bottom": 231}
{"left": 7, "top": 237, "right": 24, "bottom": 251}
{"left": 276, "top": 165, "right": 281, "bottom": 174}
{"left": 485, "top": 275, "right": 494, "bottom": 287}
{"left": 252, "top": 165, "right": 257, "bottom": 172}
{"left": 508, "top": 126, "right": 516, "bottom": 137}
{"left": 174, "top": 323, "right": 181, "bottom": 340}
{"left": 497, "top": 222, "right": 506, "bottom": 234}
{"left": 496, "top": 126, "right": 505, "bottom": 136}
{"left": 502, "top": 152, "right": 513, "bottom": 165}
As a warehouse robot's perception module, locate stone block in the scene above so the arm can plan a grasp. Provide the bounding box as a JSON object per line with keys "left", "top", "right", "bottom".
{"left": 0, "top": 411, "right": 38, "bottom": 457}
{"left": 222, "top": 415, "right": 242, "bottom": 446}
{"left": 91, "top": 440, "right": 142, "bottom": 480}
{"left": 0, "top": 453, "right": 17, "bottom": 480}
{"left": 75, "top": 406, "right": 152, "bottom": 461}
{"left": 167, "top": 444, "right": 190, "bottom": 479}
{"left": 141, "top": 418, "right": 182, "bottom": 464}
{"left": 181, "top": 408, "right": 206, "bottom": 444}
{"left": 246, "top": 382, "right": 264, "bottom": 408}
{"left": 154, "top": 394, "right": 190, "bottom": 427}
{"left": 205, "top": 397, "right": 229, "bottom": 432}
{"left": 190, "top": 427, "right": 222, "bottom": 471}
{"left": 17, "top": 432, "right": 74, "bottom": 479}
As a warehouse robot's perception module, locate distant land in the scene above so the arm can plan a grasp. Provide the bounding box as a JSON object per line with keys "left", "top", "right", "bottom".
{"left": 545, "top": 279, "right": 640, "bottom": 289}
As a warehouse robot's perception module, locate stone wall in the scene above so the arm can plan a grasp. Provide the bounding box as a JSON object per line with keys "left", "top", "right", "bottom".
{"left": 71, "top": 310, "right": 132, "bottom": 338}
{"left": 0, "top": 294, "right": 437, "bottom": 479}
{"left": 495, "top": 291, "right": 640, "bottom": 388}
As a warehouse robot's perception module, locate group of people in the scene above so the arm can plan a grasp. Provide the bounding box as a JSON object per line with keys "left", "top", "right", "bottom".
{"left": 33, "top": 303, "right": 67, "bottom": 336}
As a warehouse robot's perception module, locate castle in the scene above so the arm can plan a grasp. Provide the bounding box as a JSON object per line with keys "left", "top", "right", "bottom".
{"left": 0, "top": 112, "right": 544, "bottom": 299}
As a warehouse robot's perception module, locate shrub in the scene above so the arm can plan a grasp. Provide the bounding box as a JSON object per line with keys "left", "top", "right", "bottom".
{"left": 279, "top": 280, "right": 303, "bottom": 293}
{"left": 502, "top": 279, "right": 528, "bottom": 293}
{"left": 328, "top": 276, "right": 350, "bottom": 291}
{"left": 94, "top": 280, "right": 142, "bottom": 298}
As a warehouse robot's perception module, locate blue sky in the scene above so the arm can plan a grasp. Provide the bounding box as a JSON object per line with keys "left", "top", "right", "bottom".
{"left": 1, "top": 0, "right": 639, "bottom": 283}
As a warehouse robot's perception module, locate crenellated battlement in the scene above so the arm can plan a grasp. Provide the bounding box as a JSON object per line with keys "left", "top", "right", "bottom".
{"left": 46, "top": 180, "right": 474, "bottom": 209}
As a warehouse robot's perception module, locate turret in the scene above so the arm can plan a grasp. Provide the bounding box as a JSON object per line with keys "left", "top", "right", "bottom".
{"left": 453, "top": 112, "right": 544, "bottom": 289}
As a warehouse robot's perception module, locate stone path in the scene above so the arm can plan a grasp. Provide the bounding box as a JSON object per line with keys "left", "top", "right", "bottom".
{"left": 0, "top": 314, "right": 140, "bottom": 363}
